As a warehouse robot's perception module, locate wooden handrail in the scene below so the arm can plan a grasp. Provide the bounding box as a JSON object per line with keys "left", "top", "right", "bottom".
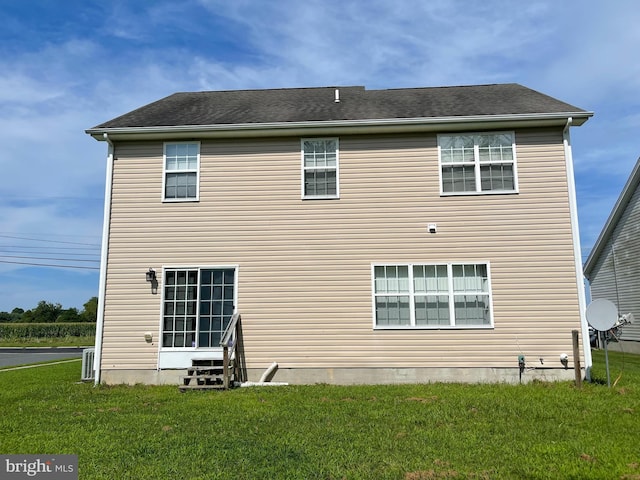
{"left": 220, "top": 313, "right": 242, "bottom": 389}
{"left": 220, "top": 312, "right": 240, "bottom": 348}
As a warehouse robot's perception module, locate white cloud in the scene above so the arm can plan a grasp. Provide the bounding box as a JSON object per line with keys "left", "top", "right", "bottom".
{"left": 578, "top": 193, "right": 620, "bottom": 252}
{"left": 0, "top": 75, "right": 65, "bottom": 103}
{"left": 195, "top": 0, "right": 557, "bottom": 89}
{"left": 574, "top": 144, "right": 638, "bottom": 176}
{"left": 620, "top": 112, "right": 640, "bottom": 128}
{"left": 534, "top": 1, "right": 640, "bottom": 104}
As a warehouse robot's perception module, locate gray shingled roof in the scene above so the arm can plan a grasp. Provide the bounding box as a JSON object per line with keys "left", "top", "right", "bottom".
{"left": 91, "top": 83, "right": 589, "bottom": 129}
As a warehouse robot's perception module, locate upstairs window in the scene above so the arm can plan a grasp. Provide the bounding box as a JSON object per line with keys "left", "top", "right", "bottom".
{"left": 164, "top": 142, "right": 199, "bottom": 201}
{"left": 373, "top": 263, "right": 493, "bottom": 328}
{"left": 439, "top": 132, "right": 517, "bottom": 194}
{"left": 302, "top": 138, "right": 339, "bottom": 198}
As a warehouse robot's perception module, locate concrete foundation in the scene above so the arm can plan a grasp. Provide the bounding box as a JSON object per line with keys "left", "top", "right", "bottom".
{"left": 100, "top": 366, "right": 578, "bottom": 386}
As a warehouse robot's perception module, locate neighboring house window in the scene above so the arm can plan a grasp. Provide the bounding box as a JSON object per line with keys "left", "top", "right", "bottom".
{"left": 302, "top": 138, "right": 339, "bottom": 198}
{"left": 162, "top": 268, "right": 235, "bottom": 348}
{"left": 439, "top": 132, "right": 517, "bottom": 194}
{"left": 373, "top": 263, "right": 493, "bottom": 328}
{"left": 164, "top": 142, "right": 199, "bottom": 201}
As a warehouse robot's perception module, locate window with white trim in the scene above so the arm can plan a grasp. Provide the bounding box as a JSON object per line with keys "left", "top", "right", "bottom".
{"left": 164, "top": 142, "right": 199, "bottom": 201}
{"left": 439, "top": 132, "right": 517, "bottom": 194}
{"left": 373, "top": 263, "right": 493, "bottom": 328}
{"left": 162, "top": 268, "right": 235, "bottom": 348}
{"left": 302, "top": 138, "right": 339, "bottom": 198}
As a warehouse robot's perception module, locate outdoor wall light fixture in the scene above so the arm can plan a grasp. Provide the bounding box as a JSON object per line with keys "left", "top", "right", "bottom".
{"left": 145, "top": 268, "right": 156, "bottom": 282}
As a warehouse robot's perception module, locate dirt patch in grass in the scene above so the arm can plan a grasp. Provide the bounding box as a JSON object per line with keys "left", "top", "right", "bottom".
{"left": 405, "top": 469, "right": 491, "bottom": 479}
{"left": 406, "top": 396, "right": 439, "bottom": 403}
{"left": 579, "top": 453, "right": 597, "bottom": 463}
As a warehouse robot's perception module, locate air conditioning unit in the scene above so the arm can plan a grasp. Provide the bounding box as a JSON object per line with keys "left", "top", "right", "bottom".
{"left": 81, "top": 347, "right": 95, "bottom": 381}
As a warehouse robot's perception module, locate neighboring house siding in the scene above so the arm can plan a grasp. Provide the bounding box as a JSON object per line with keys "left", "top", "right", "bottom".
{"left": 588, "top": 184, "right": 640, "bottom": 342}
{"left": 100, "top": 128, "right": 582, "bottom": 372}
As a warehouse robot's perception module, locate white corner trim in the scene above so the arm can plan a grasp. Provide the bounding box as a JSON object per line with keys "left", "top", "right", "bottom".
{"left": 563, "top": 118, "right": 592, "bottom": 373}
{"left": 93, "top": 134, "right": 115, "bottom": 385}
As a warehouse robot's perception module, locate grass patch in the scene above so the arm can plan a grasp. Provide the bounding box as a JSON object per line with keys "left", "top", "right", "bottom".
{"left": 591, "top": 348, "right": 640, "bottom": 387}
{"left": 0, "top": 350, "right": 639, "bottom": 479}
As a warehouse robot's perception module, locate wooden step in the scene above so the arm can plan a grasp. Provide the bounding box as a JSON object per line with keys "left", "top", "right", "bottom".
{"left": 187, "top": 368, "right": 224, "bottom": 375}
{"left": 192, "top": 359, "right": 225, "bottom": 367}
{"left": 178, "top": 358, "right": 236, "bottom": 391}
{"left": 181, "top": 374, "right": 225, "bottom": 384}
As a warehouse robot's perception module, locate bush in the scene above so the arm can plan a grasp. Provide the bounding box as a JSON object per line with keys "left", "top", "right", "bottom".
{"left": 0, "top": 323, "right": 96, "bottom": 339}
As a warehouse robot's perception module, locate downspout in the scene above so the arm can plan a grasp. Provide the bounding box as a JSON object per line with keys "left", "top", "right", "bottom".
{"left": 93, "top": 132, "right": 115, "bottom": 385}
{"left": 563, "top": 117, "right": 593, "bottom": 380}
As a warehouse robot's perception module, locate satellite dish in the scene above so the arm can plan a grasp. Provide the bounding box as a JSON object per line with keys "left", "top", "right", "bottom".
{"left": 586, "top": 299, "right": 618, "bottom": 331}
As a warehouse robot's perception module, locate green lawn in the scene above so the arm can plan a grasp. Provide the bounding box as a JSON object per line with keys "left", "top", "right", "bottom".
{"left": 0, "top": 350, "right": 638, "bottom": 479}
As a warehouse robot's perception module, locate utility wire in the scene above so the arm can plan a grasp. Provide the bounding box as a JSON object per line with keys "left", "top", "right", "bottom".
{"left": 0, "top": 255, "right": 99, "bottom": 263}
{"left": 0, "top": 234, "right": 101, "bottom": 247}
{"left": 0, "top": 249, "right": 99, "bottom": 257}
{"left": 1, "top": 195, "right": 102, "bottom": 201}
{"left": 0, "top": 245, "right": 100, "bottom": 251}
{"left": 0, "top": 231, "right": 100, "bottom": 238}
{"left": 0, "top": 260, "right": 100, "bottom": 270}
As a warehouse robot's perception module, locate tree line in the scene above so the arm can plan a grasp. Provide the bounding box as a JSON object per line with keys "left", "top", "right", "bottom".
{"left": 0, "top": 297, "right": 98, "bottom": 323}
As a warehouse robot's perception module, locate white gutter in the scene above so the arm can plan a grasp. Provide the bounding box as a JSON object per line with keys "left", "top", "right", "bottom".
{"left": 86, "top": 111, "right": 593, "bottom": 141}
{"left": 563, "top": 117, "right": 593, "bottom": 378}
{"left": 93, "top": 133, "right": 115, "bottom": 385}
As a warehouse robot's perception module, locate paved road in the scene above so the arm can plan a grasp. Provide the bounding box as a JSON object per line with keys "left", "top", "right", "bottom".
{"left": 0, "top": 347, "right": 85, "bottom": 367}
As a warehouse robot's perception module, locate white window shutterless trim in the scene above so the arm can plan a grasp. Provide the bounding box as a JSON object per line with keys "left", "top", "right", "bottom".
{"left": 438, "top": 132, "right": 518, "bottom": 195}
{"left": 163, "top": 141, "right": 200, "bottom": 202}
{"left": 301, "top": 138, "right": 340, "bottom": 199}
{"left": 372, "top": 263, "right": 494, "bottom": 329}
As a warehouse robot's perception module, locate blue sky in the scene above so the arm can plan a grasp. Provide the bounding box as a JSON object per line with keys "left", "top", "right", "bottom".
{"left": 0, "top": 0, "right": 639, "bottom": 312}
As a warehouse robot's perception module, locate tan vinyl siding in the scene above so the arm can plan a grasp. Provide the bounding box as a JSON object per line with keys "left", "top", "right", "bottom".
{"left": 101, "top": 128, "right": 583, "bottom": 371}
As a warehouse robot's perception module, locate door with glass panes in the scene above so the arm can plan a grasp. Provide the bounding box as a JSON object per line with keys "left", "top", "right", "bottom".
{"left": 162, "top": 268, "right": 236, "bottom": 349}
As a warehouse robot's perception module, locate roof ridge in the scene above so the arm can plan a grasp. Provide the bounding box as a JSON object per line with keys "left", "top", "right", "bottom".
{"left": 370, "top": 83, "right": 520, "bottom": 92}
{"left": 172, "top": 86, "right": 366, "bottom": 95}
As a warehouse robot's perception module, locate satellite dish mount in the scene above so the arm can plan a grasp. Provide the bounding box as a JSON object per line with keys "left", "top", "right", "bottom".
{"left": 586, "top": 299, "right": 619, "bottom": 387}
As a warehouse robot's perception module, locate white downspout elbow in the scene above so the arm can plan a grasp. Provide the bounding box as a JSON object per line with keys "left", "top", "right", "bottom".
{"left": 239, "top": 362, "right": 288, "bottom": 387}
{"left": 259, "top": 362, "right": 279, "bottom": 382}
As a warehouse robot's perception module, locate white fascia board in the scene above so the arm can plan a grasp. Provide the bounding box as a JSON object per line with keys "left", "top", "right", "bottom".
{"left": 86, "top": 111, "right": 593, "bottom": 142}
